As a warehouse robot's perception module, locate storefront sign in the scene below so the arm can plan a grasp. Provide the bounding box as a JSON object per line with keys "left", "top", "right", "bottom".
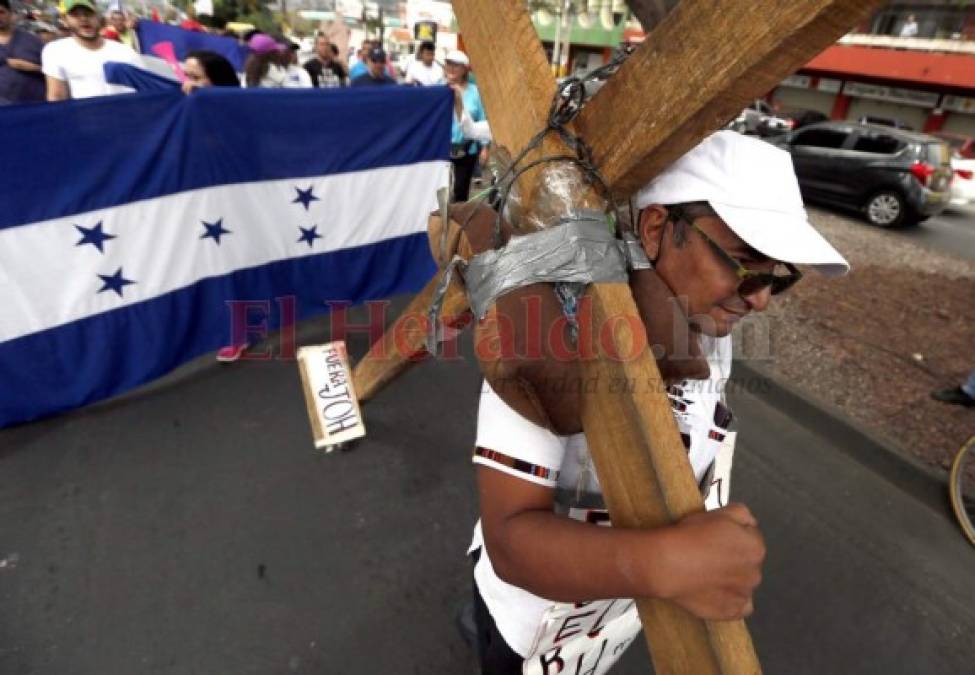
{"left": 842, "top": 81, "right": 940, "bottom": 108}
{"left": 817, "top": 78, "right": 842, "bottom": 93}
{"left": 942, "top": 95, "right": 975, "bottom": 114}
{"left": 781, "top": 75, "right": 811, "bottom": 89}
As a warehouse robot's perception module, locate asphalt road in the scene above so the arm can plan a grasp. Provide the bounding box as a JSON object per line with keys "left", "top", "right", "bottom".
{"left": 902, "top": 203, "right": 975, "bottom": 261}
{"left": 2, "top": 301, "right": 974, "bottom": 674}
{"left": 811, "top": 201, "right": 975, "bottom": 261}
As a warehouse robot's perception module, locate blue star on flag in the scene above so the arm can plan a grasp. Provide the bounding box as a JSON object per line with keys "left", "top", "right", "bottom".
{"left": 292, "top": 186, "right": 320, "bottom": 211}
{"left": 75, "top": 222, "right": 116, "bottom": 253}
{"left": 200, "top": 218, "right": 231, "bottom": 245}
{"left": 97, "top": 267, "right": 136, "bottom": 297}
{"left": 297, "top": 225, "right": 323, "bottom": 248}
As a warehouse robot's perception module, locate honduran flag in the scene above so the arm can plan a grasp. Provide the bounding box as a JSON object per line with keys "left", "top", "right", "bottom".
{"left": 0, "top": 86, "right": 451, "bottom": 427}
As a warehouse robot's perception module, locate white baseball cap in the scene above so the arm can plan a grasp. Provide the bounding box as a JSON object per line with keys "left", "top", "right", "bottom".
{"left": 445, "top": 49, "right": 470, "bottom": 66}
{"left": 634, "top": 131, "right": 849, "bottom": 276}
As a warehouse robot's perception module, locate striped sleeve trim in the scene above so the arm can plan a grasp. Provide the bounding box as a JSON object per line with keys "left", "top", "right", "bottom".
{"left": 473, "top": 446, "right": 560, "bottom": 484}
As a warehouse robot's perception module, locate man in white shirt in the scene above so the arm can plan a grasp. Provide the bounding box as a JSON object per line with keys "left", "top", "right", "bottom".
{"left": 282, "top": 42, "right": 313, "bottom": 88}
{"left": 42, "top": 0, "right": 140, "bottom": 101}
{"left": 403, "top": 40, "right": 444, "bottom": 87}
{"left": 467, "top": 131, "right": 851, "bottom": 673}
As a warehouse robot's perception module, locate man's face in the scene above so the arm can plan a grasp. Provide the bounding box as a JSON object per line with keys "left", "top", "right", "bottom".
{"left": 420, "top": 47, "right": 434, "bottom": 66}
{"left": 109, "top": 10, "right": 125, "bottom": 32}
{"left": 66, "top": 7, "right": 99, "bottom": 40}
{"left": 316, "top": 37, "right": 331, "bottom": 61}
{"left": 367, "top": 57, "right": 384, "bottom": 77}
{"left": 0, "top": 6, "right": 12, "bottom": 32}
{"left": 637, "top": 205, "right": 778, "bottom": 338}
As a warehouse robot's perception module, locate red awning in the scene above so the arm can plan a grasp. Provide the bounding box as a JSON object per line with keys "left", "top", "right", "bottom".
{"left": 804, "top": 45, "right": 975, "bottom": 91}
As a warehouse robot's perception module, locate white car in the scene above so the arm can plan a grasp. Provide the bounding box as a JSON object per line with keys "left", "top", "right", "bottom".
{"left": 729, "top": 99, "right": 793, "bottom": 136}
{"left": 949, "top": 155, "right": 975, "bottom": 206}
{"left": 934, "top": 133, "right": 975, "bottom": 206}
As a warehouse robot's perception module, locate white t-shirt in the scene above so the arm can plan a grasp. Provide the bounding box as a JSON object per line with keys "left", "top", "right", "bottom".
{"left": 469, "top": 334, "right": 736, "bottom": 669}
{"left": 404, "top": 59, "right": 444, "bottom": 86}
{"left": 284, "top": 64, "right": 313, "bottom": 88}
{"left": 41, "top": 37, "right": 140, "bottom": 99}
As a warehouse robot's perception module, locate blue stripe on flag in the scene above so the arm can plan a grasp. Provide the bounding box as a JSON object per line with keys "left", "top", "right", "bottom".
{"left": 0, "top": 233, "right": 436, "bottom": 427}
{"left": 0, "top": 86, "right": 453, "bottom": 230}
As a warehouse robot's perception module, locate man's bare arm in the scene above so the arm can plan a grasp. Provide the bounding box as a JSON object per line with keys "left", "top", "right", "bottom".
{"left": 7, "top": 58, "right": 41, "bottom": 73}
{"left": 46, "top": 76, "right": 68, "bottom": 101}
{"left": 477, "top": 465, "right": 766, "bottom": 620}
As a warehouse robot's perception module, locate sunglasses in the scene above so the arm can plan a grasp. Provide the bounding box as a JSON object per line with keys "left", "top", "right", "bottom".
{"left": 668, "top": 206, "right": 803, "bottom": 297}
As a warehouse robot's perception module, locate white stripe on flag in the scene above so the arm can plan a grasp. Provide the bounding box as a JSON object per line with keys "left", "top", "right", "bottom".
{"left": 0, "top": 161, "right": 449, "bottom": 342}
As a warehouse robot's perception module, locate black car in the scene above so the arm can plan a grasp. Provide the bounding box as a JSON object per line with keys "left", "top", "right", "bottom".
{"left": 771, "top": 122, "right": 952, "bottom": 227}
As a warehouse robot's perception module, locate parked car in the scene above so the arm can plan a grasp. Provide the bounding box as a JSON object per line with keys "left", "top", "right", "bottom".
{"left": 932, "top": 132, "right": 975, "bottom": 206}
{"left": 729, "top": 99, "right": 793, "bottom": 136}
{"left": 771, "top": 122, "right": 953, "bottom": 227}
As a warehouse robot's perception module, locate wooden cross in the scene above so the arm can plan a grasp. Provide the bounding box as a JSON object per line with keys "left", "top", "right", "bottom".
{"left": 354, "top": 1, "right": 883, "bottom": 672}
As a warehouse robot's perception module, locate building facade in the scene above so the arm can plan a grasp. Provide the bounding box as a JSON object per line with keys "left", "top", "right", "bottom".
{"left": 772, "top": 2, "right": 975, "bottom": 136}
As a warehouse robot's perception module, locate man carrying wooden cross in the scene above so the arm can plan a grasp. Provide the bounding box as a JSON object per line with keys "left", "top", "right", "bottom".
{"left": 465, "top": 131, "right": 849, "bottom": 674}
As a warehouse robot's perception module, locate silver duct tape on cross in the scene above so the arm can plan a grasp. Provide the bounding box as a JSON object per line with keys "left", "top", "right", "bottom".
{"left": 425, "top": 211, "right": 652, "bottom": 355}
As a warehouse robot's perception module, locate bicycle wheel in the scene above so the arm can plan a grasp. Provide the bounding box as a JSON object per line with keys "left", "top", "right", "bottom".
{"left": 949, "top": 435, "right": 975, "bottom": 547}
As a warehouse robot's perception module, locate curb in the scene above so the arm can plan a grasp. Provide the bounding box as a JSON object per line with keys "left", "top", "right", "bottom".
{"left": 731, "top": 359, "right": 950, "bottom": 516}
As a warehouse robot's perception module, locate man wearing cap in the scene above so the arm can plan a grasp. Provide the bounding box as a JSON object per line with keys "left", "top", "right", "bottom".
{"left": 243, "top": 33, "right": 288, "bottom": 88}
{"left": 350, "top": 45, "right": 395, "bottom": 87}
{"left": 0, "top": 0, "right": 46, "bottom": 104}
{"left": 41, "top": 0, "right": 139, "bottom": 100}
{"left": 444, "top": 49, "right": 484, "bottom": 202}
{"left": 466, "top": 131, "right": 849, "bottom": 673}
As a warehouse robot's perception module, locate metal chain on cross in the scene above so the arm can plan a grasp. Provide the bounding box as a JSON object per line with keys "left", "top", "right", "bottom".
{"left": 426, "top": 47, "right": 652, "bottom": 355}
{"left": 488, "top": 45, "right": 638, "bottom": 247}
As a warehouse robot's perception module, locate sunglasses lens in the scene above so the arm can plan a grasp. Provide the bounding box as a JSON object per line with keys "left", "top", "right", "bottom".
{"left": 738, "top": 276, "right": 772, "bottom": 297}
{"left": 738, "top": 273, "right": 799, "bottom": 297}
{"left": 771, "top": 274, "right": 800, "bottom": 295}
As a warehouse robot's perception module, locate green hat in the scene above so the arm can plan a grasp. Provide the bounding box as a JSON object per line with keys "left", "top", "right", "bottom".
{"left": 64, "top": 0, "right": 98, "bottom": 13}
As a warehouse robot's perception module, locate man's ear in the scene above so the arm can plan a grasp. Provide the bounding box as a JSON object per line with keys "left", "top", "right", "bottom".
{"left": 638, "top": 205, "right": 669, "bottom": 261}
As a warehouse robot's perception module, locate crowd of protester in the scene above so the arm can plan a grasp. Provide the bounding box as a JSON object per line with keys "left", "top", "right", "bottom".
{"left": 1, "top": 0, "right": 486, "bottom": 135}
